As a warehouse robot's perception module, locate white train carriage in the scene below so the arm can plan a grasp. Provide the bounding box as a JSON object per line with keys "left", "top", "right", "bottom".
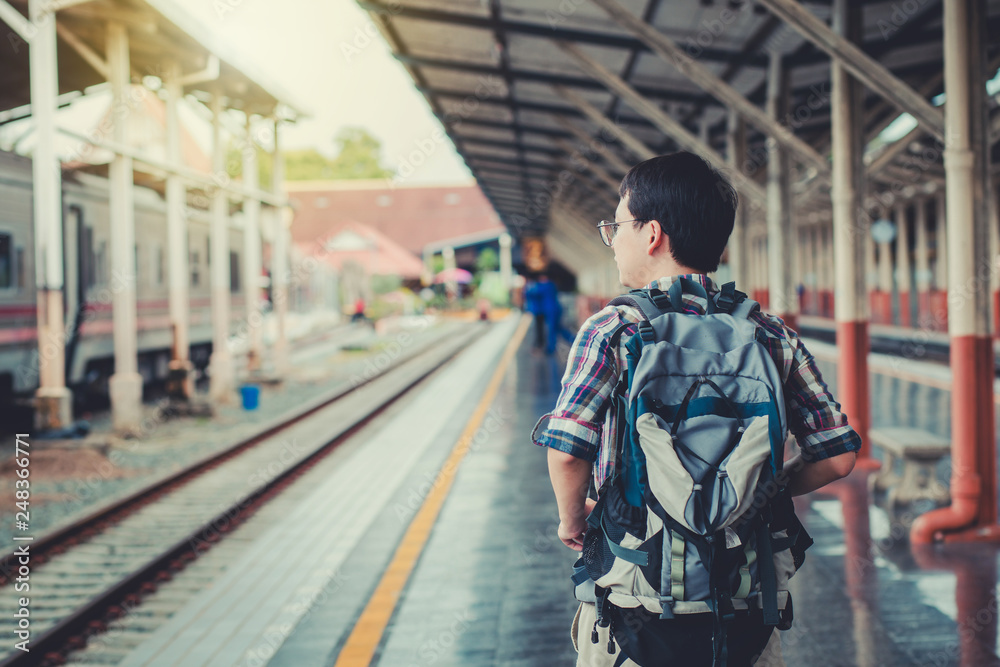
{"left": 0, "top": 149, "right": 257, "bottom": 404}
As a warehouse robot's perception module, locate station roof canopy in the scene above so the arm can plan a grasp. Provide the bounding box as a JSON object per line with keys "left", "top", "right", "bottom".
{"left": 359, "top": 0, "right": 1000, "bottom": 239}
{"left": 0, "top": 0, "right": 308, "bottom": 119}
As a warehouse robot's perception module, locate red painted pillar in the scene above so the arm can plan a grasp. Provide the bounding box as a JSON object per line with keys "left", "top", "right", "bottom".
{"left": 912, "top": 0, "right": 998, "bottom": 544}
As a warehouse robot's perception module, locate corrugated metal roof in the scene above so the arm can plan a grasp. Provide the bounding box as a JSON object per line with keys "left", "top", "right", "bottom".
{"left": 0, "top": 0, "right": 308, "bottom": 118}
{"left": 358, "top": 0, "right": 1000, "bottom": 241}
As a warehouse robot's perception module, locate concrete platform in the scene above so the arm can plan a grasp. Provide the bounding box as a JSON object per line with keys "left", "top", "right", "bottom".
{"left": 116, "top": 313, "right": 1000, "bottom": 666}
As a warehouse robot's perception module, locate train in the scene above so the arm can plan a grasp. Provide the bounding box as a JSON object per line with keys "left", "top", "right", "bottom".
{"left": 0, "top": 148, "right": 325, "bottom": 413}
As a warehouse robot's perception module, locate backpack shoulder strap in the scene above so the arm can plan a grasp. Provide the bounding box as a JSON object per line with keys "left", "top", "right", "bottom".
{"left": 712, "top": 281, "right": 759, "bottom": 320}
{"left": 607, "top": 288, "right": 674, "bottom": 347}
{"left": 607, "top": 288, "right": 671, "bottom": 321}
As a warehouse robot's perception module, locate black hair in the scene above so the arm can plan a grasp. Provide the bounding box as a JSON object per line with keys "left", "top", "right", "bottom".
{"left": 618, "top": 152, "right": 738, "bottom": 273}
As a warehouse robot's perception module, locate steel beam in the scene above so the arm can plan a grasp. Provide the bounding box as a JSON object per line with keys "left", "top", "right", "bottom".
{"left": 755, "top": 0, "right": 945, "bottom": 142}
{"left": 555, "top": 41, "right": 767, "bottom": 207}
{"left": 590, "top": 0, "right": 828, "bottom": 176}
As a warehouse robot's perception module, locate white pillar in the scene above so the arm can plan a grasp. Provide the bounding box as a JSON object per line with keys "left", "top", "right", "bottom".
{"left": 29, "top": 0, "right": 72, "bottom": 429}
{"left": 208, "top": 90, "right": 233, "bottom": 402}
{"left": 272, "top": 119, "right": 289, "bottom": 375}
{"left": 442, "top": 245, "right": 457, "bottom": 298}
{"left": 243, "top": 115, "right": 264, "bottom": 374}
{"left": 107, "top": 21, "right": 142, "bottom": 433}
{"left": 499, "top": 232, "right": 512, "bottom": 298}
{"left": 915, "top": 198, "right": 931, "bottom": 292}
{"left": 165, "top": 60, "right": 193, "bottom": 399}
{"left": 936, "top": 194, "right": 948, "bottom": 291}
{"left": 727, "top": 110, "right": 748, "bottom": 289}
{"left": 766, "top": 52, "right": 794, "bottom": 320}
{"left": 895, "top": 203, "right": 912, "bottom": 321}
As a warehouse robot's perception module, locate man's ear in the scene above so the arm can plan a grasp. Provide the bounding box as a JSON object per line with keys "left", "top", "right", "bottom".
{"left": 646, "top": 220, "right": 667, "bottom": 256}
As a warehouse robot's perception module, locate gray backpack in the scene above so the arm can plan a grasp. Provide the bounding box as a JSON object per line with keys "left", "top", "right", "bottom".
{"left": 577, "top": 279, "right": 812, "bottom": 667}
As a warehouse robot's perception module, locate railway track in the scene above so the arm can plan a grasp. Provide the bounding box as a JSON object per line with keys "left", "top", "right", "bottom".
{"left": 0, "top": 322, "right": 489, "bottom": 666}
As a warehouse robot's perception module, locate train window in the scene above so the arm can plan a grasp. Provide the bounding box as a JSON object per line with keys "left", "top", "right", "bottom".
{"left": 96, "top": 241, "right": 107, "bottom": 285}
{"left": 155, "top": 246, "right": 164, "bottom": 286}
{"left": 191, "top": 251, "right": 200, "bottom": 287}
{"left": 15, "top": 247, "right": 24, "bottom": 289}
{"left": 230, "top": 251, "right": 240, "bottom": 293}
{"left": 0, "top": 233, "right": 10, "bottom": 288}
{"left": 83, "top": 226, "right": 95, "bottom": 289}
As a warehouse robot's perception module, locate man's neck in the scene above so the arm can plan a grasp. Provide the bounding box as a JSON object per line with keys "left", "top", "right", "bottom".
{"left": 634, "top": 262, "right": 701, "bottom": 288}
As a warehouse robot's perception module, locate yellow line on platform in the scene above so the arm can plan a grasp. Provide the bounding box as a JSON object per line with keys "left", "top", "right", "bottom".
{"left": 334, "top": 314, "right": 531, "bottom": 667}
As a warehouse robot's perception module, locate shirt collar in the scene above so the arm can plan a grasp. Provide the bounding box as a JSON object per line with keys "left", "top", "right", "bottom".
{"left": 642, "top": 273, "right": 719, "bottom": 293}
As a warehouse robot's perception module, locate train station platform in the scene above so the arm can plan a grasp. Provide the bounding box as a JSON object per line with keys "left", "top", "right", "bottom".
{"left": 105, "top": 313, "right": 1000, "bottom": 666}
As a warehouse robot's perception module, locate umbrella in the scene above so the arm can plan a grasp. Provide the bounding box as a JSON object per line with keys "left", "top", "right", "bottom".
{"left": 434, "top": 267, "right": 474, "bottom": 284}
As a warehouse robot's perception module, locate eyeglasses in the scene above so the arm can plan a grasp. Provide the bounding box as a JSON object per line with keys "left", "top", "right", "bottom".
{"left": 596, "top": 219, "right": 646, "bottom": 247}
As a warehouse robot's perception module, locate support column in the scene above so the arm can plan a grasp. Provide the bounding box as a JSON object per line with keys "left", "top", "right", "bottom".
{"left": 990, "top": 184, "right": 1000, "bottom": 336}
{"left": 818, "top": 224, "right": 833, "bottom": 317}
{"left": 895, "top": 203, "right": 913, "bottom": 327}
{"left": 164, "top": 60, "right": 193, "bottom": 400}
{"left": 106, "top": 21, "right": 142, "bottom": 433}
{"left": 801, "top": 226, "right": 815, "bottom": 314}
{"left": 766, "top": 52, "right": 796, "bottom": 328}
{"left": 271, "top": 119, "right": 289, "bottom": 375}
{"left": 726, "top": 110, "right": 748, "bottom": 290}
{"left": 876, "top": 213, "right": 894, "bottom": 326}
{"left": 442, "top": 246, "right": 457, "bottom": 299}
{"left": 865, "top": 212, "right": 878, "bottom": 320}
{"left": 914, "top": 198, "right": 932, "bottom": 327}
{"left": 29, "top": 0, "right": 72, "bottom": 429}
{"left": 932, "top": 194, "right": 949, "bottom": 331}
{"left": 208, "top": 89, "right": 233, "bottom": 402}
{"left": 794, "top": 225, "right": 806, "bottom": 314}
{"left": 243, "top": 115, "right": 264, "bottom": 374}
{"left": 499, "top": 232, "right": 512, "bottom": 304}
{"left": 912, "top": 0, "right": 998, "bottom": 544}
{"left": 831, "top": 0, "right": 872, "bottom": 464}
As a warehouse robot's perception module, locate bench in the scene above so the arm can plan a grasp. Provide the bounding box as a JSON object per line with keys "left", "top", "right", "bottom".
{"left": 868, "top": 427, "right": 950, "bottom": 508}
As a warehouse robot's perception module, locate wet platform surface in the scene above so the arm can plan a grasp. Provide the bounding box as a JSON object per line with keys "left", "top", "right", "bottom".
{"left": 110, "top": 313, "right": 1000, "bottom": 666}
{"left": 273, "top": 316, "right": 1000, "bottom": 666}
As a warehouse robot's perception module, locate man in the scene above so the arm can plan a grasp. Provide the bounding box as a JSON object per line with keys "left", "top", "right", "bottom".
{"left": 536, "top": 273, "right": 576, "bottom": 355}
{"left": 531, "top": 152, "right": 861, "bottom": 666}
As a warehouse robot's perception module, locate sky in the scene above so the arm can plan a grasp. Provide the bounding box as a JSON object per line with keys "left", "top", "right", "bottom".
{"left": 167, "top": 0, "right": 472, "bottom": 183}
{"left": 0, "top": 0, "right": 473, "bottom": 185}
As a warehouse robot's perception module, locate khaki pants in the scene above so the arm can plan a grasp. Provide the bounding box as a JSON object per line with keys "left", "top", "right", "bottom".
{"left": 571, "top": 602, "right": 785, "bottom": 667}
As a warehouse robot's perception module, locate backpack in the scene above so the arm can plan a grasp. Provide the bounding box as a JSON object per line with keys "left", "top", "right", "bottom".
{"left": 575, "top": 279, "right": 813, "bottom": 667}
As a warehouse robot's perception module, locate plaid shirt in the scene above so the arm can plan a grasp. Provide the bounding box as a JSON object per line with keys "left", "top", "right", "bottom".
{"left": 531, "top": 274, "right": 861, "bottom": 489}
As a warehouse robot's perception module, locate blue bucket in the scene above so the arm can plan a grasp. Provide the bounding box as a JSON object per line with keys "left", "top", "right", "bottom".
{"left": 240, "top": 384, "right": 260, "bottom": 410}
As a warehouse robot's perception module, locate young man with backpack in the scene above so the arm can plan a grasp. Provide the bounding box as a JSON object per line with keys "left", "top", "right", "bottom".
{"left": 532, "top": 152, "right": 861, "bottom": 666}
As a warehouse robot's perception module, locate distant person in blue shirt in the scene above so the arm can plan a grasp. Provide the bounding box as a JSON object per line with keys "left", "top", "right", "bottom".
{"left": 525, "top": 278, "right": 547, "bottom": 350}
{"left": 536, "top": 274, "right": 575, "bottom": 355}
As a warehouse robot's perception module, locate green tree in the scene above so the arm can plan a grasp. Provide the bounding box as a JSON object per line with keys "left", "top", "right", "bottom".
{"left": 327, "top": 127, "right": 394, "bottom": 179}
{"left": 475, "top": 247, "right": 499, "bottom": 273}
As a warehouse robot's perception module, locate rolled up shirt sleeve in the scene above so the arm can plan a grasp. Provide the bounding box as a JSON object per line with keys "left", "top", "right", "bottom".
{"left": 779, "top": 325, "right": 863, "bottom": 462}
{"left": 531, "top": 310, "right": 624, "bottom": 462}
